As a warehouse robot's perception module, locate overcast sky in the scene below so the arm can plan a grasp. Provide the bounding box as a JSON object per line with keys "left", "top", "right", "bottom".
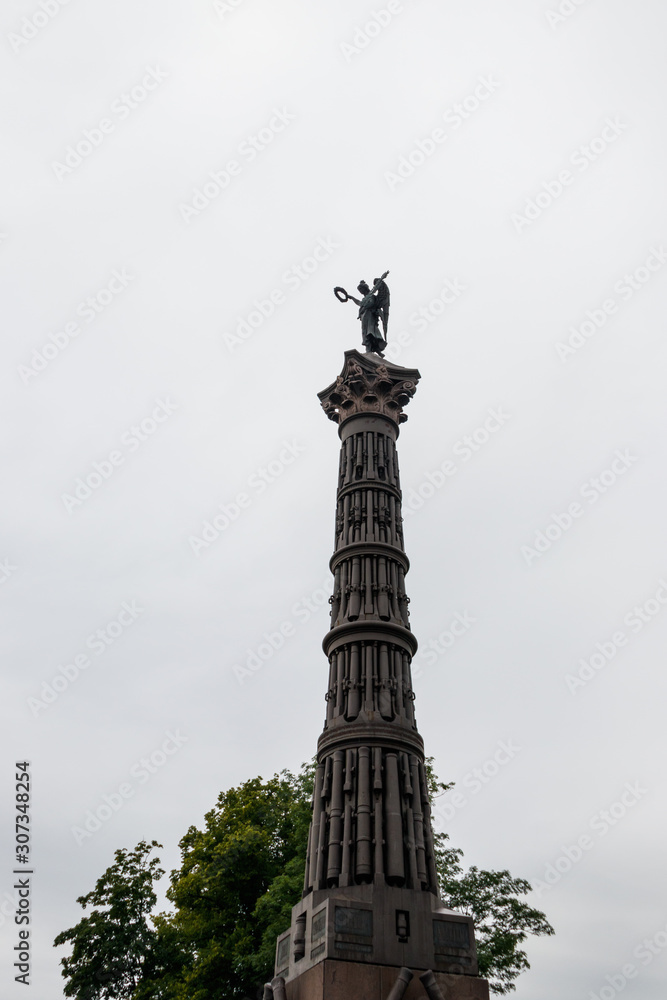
{"left": 2, "top": 1, "right": 667, "bottom": 997}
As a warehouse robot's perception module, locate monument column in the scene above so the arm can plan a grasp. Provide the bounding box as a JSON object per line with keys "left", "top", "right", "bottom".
{"left": 307, "top": 352, "right": 437, "bottom": 896}
{"left": 273, "top": 349, "right": 490, "bottom": 1000}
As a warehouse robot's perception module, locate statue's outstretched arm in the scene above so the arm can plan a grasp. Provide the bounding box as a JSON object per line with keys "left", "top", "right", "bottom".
{"left": 370, "top": 270, "right": 390, "bottom": 293}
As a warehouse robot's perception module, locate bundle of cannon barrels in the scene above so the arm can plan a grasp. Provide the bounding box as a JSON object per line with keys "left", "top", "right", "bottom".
{"left": 304, "top": 746, "right": 439, "bottom": 892}
{"left": 387, "top": 968, "right": 448, "bottom": 1000}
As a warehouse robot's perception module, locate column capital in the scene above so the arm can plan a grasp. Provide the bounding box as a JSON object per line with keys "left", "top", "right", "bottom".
{"left": 318, "top": 350, "right": 420, "bottom": 431}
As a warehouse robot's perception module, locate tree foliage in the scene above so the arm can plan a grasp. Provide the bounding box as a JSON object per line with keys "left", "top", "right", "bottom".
{"left": 426, "top": 759, "right": 555, "bottom": 993}
{"left": 437, "top": 860, "right": 554, "bottom": 994}
{"left": 150, "top": 769, "right": 313, "bottom": 1000}
{"left": 55, "top": 763, "right": 552, "bottom": 999}
{"left": 53, "top": 840, "right": 164, "bottom": 1000}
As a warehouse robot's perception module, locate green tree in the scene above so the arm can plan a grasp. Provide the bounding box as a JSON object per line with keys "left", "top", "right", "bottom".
{"left": 438, "top": 865, "right": 553, "bottom": 995}
{"left": 427, "top": 763, "right": 555, "bottom": 994}
{"left": 54, "top": 840, "right": 164, "bottom": 1000}
{"left": 150, "top": 768, "right": 314, "bottom": 1000}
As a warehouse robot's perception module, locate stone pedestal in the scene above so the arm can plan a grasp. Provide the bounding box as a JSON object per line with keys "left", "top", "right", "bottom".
{"left": 284, "top": 959, "right": 490, "bottom": 1000}
{"left": 275, "top": 885, "right": 478, "bottom": 983}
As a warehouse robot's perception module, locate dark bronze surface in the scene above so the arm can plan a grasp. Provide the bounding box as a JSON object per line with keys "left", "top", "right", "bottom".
{"left": 334, "top": 270, "right": 390, "bottom": 355}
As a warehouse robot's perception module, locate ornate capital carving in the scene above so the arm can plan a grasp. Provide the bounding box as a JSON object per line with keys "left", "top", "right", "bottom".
{"left": 318, "top": 350, "right": 420, "bottom": 426}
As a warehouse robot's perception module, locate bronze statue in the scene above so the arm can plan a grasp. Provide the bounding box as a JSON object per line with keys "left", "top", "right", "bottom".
{"left": 334, "top": 270, "right": 390, "bottom": 356}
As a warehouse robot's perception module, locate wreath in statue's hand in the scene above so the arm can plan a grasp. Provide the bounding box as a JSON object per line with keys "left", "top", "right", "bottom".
{"left": 333, "top": 287, "right": 349, "bottom": 303}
